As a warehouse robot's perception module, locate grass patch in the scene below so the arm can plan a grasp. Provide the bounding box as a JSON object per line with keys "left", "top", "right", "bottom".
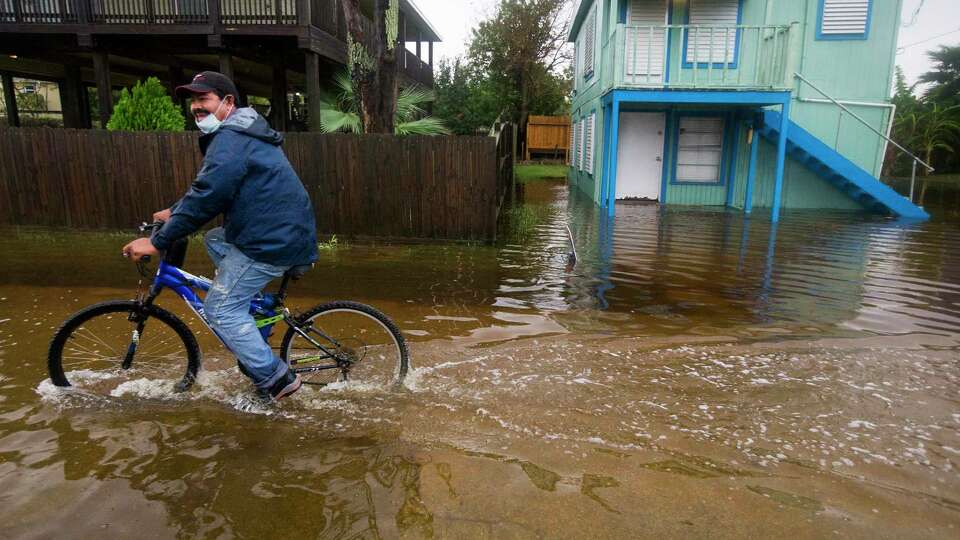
{"left": 515, "top": 164, "right": 569, "bottom": 183}
{"left": 500, "top": 204, "right": 553, "bottom": 241}
{"left": 317, "top": 234, "right": 342, "bottom": 251}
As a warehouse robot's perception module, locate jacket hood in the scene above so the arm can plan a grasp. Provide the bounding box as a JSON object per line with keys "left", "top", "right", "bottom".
{"left": 199, "top": 107, "right": 283, "bottom": 153}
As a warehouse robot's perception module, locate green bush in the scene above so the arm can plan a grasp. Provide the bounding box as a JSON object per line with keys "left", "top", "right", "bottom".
{"left": 106, "top": 77, "right": 184, "bottom": 132}
{"left": 15, "top": 92, "right": 46, "bottom": 112}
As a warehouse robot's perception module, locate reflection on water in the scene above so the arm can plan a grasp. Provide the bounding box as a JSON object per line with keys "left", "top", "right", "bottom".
{"left": 1, "top": 180, "right": 959, "bottom": 536}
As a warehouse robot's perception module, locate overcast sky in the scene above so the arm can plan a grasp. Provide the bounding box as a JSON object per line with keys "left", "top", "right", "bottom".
{"left": 412, "top": 0, "right": 959, "bottom": 86}
{"left": 407, "top": 0, "right": 497, "bottom": 62}
{"left": 896, "top": 0, "right": 959, "bottom": 85}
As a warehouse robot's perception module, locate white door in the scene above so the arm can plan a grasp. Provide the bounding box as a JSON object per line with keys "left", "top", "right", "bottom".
{"left": 615, "top": 112, "right": 665, "bottom": 200}
{"left": 625, "top": 0, "right": 668, "bottom": 84}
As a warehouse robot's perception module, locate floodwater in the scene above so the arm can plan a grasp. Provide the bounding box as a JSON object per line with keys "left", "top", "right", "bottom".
{"left": 1, "top": 180, "right": 959, "bottom": 538}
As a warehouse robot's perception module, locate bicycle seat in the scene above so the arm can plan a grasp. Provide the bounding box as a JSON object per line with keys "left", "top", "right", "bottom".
{"left": 285, "top": 264, "right": 312, "bottom": 280}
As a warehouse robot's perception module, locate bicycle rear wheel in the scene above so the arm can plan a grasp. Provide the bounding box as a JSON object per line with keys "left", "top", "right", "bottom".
{"left": 48, "top": 301, "right": 201, "bottom": 395}
{"left": 280, "top": 301, "right": 408, "bottom": 387}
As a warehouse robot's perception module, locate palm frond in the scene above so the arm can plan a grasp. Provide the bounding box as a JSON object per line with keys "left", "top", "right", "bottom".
{"left": 317, "top": 70, "right": 450, "bottom": 135}
{"left": 395, "top": 86, "right": 435, "bottom": 122}
{"left": 396, "top": 117, "right": 452, "bottom": 136}
{"left": 319, "top": 109, "right": 362, "bottom": 134}
{"left": 332, "top": 71, "right": 358, "bottom": 113}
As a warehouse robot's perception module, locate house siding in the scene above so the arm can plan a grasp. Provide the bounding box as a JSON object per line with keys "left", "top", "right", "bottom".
{"left": 569, "top": 0, "right": 608, "bottom": 202}
{"left": 767, "top": 0, "right": 902, "bottom": 177}
{"left": 568, "top": 0, "right": 902, "bottom": 212}
{"left": 730, "top": 136, "right": 865, "bottom": 211}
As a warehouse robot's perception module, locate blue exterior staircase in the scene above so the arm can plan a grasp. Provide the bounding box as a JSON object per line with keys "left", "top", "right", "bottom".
{"left": 759, "top": 110, "right": 929, "bottom": 220}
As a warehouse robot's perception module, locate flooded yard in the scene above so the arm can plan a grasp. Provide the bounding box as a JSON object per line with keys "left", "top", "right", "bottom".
{"left": 1, "top": 180, "right": 958, "bottom": 537}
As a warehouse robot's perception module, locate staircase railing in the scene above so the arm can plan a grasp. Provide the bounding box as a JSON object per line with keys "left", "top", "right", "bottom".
{"left": 793, "top": 72, "right": 933, "bottom": 203}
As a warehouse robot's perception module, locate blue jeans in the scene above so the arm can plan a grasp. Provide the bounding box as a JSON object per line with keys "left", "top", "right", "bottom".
{"left": 203, "top": 227, "right": 291, "bottom": 390}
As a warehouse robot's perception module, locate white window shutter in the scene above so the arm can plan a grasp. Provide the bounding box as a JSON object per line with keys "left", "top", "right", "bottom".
{"left": 626, "top": 0, "right": 668, "bottom": 78}
{"left": 582, "top": 118, "right": 589, "bottom": 170}
{"left": 686, "top": 0, "right": 739, "bottom": 64}
{"left": 676, "top": 116, "right": 725, "bottom": 183}
{"left": 577, "top": 121, "right": 584, "bottom": 171}
{"left": 584, "top": 6, "right": 597, "bottom": 78}
{"left": 568, "top": 120, "right": 575, "bottom": 166}
{"left": 821, "top": 0, "right": 869, "bottom": 36}
{"left": 585, "top": 113, "right": 597, "bottom": 174}
{"left": 573, "top": 39, "right": 580, "bottom": 87}
{"left": 573, "top": 120, "right": 579, "bottom": 169}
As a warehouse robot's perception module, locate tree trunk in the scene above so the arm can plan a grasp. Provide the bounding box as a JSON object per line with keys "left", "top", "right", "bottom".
{"left": 340, "top": 0, "right": 399, "bottom": 134}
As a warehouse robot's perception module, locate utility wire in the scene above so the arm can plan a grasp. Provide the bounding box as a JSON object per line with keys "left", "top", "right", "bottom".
{"left": 896, "top": 27, "right": 960, "bottom": 54}
{"left": 902, "top": 0, "right": 926, "bottom": 28}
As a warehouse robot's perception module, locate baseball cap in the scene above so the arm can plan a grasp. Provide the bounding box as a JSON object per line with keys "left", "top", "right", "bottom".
{"left": 175, "top": 71, "right": 239, "bottom": 100}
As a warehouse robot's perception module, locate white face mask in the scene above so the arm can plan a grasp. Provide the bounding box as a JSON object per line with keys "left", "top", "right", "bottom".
{"left": 195, "top": 99, "right": 230, "bottom": 134}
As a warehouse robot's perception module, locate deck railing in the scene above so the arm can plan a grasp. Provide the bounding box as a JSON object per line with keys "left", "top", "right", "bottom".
{"left": 402, "top": 49, "right": 433, "bottom": 86}
{"left": 92, "top": 0, "right": 214, "bottom": 25}
{"left": 0, "top": 0, "right": 82, "bottom": 23}
{"left": 0, "top": 0, "right": 346, "bottom": 25}
{"left": 604, "top": 23, "right": 797, "bottom": 91}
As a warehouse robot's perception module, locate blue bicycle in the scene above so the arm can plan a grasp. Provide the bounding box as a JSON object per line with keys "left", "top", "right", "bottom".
{"left": 47, "top": 223, "right": 409, "bottom": 396}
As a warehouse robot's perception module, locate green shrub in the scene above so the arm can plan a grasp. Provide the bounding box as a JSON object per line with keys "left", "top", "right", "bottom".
{"left": 106, "top": 77, "right": 184, "bottom": 132}
{"left": 15, "top": 92, "right": 46, "bottom": 112}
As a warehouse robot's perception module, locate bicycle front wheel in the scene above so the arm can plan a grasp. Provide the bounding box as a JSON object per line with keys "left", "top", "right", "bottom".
{"left": 280, "top": 301, "right": 409, "bottom": 387}
{"left": 48, "top": 301, "right": 201, "bottom": 395}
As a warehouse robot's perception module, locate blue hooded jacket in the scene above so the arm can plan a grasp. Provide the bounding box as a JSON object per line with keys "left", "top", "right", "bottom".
{"left": 152, "top": 108, "right": 318, "bottom": 268}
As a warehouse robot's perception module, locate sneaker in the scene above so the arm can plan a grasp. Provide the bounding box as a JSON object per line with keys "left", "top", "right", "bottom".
{"left": 255, "top": 370, "right": 302, "bottom": 403}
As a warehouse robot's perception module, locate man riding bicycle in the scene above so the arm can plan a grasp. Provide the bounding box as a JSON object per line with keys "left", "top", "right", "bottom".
{"left": 122, "top": 71, "right": 318, "bottom": 403}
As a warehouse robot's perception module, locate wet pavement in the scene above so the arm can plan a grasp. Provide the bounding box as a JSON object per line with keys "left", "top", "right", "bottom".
{"left": 1, "top": 180, "right": 959, "bottom": 537}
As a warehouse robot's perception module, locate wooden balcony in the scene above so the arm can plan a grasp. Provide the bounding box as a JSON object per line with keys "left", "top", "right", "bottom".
{"left": 0, "top": 0, "right": 435, "bottom": 87}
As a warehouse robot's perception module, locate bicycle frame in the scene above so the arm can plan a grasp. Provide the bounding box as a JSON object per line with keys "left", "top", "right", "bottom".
{"left": 143, "top": 259, "right": 346, "bottom": 376}
{"left": 149, "top": 260, "right": 271, "bottom": 330}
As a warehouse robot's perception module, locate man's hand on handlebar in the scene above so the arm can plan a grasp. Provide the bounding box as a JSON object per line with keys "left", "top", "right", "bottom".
{"left": 123, "top": 237, "right": 160, "bottom": 263}
{"left": 153, "top": 208, "right": 173, "bottom": 223}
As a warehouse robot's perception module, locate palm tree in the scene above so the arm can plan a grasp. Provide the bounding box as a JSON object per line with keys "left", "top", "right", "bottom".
{"left": 317, "top": 71, "right": 451, "bottom": 135}
{"left": 918, "top": 45, "right": 960, "bottom": 102}
{"left": 899, "top": 102, "right": 960, "bottom": 205}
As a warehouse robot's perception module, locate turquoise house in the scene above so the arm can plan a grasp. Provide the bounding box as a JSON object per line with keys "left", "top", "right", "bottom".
{"left": 567, "top": 0, "right": 929, "bottom": 221}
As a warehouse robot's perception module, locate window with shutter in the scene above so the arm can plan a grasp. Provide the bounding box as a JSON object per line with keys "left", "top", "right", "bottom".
{"left": 817, "top": 0, "right": 871, "bottom": 40}
{"left": 568, "top": 120, "right": 576, "bottom": 166}
{"left": 625, "top": 0, "right": 668, "bottom": 81}
{"left": 586, "top": 113, "right": 596, "bottom": 174}
{"left": 578, "top": 120, "right": 585, "bottom": 171}
{"left": 684, "top": 0, "right": 741, "bottom": 67}
{"left": 675, "top": 116, "right": 725, "bottom": 184}
{"left": 573, "top": 120, "right": 581, "bottom": 170}
{"left": 584, "top": 6, "right": 597, "bottom": 79}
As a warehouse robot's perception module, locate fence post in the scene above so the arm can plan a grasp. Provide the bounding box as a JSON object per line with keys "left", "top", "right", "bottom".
{"left": 909, "top": 160, "right": 917, "bottom": 202}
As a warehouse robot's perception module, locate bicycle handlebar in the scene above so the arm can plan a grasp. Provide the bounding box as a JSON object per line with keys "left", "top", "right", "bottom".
{"left": 139, "top": 221, "right": 165, "bottom": 234}
{"left": 132, "top": 221, "right": 166, "bottom": 266}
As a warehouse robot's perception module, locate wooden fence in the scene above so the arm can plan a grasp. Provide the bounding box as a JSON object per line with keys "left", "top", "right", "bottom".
{"left": 0, "top": 128, "right": 508, "bottom": 241}
{"left": 525, "top": 115, "right": 569, "bottom": 161}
